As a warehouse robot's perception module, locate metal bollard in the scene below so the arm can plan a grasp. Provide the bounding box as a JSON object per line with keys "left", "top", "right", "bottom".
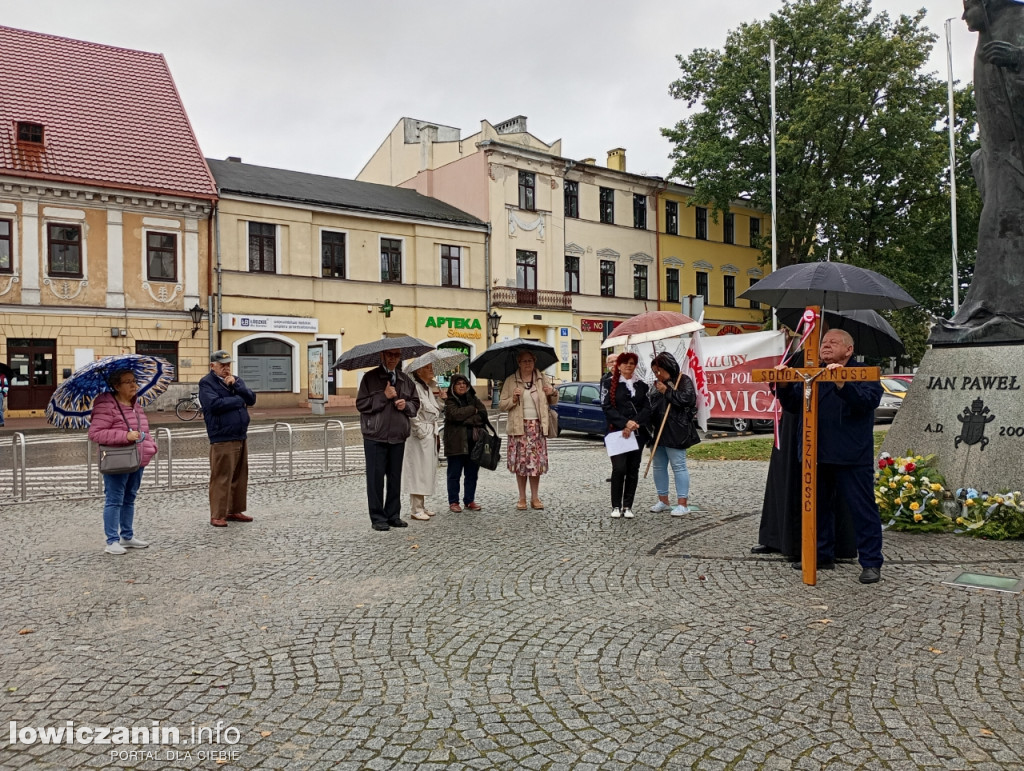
{"left": 154, "top": 427, "right": 173, "bottom": 485}
{"left": 323, "top": 420, "right": 345, "bottom": 472}
{"left": 272, "top": 422, "right": 293, "bottom": 476}
{"left": 11, "top": 433, "right": 27, "bottom": 501}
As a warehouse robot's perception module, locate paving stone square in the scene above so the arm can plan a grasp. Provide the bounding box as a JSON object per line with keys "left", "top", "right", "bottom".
{"left": 2, "top": 440, "right": 1023, "bottom": 769}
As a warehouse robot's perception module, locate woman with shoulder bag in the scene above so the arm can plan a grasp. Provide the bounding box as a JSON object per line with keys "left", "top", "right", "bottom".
{"left": 601, "top": 352, "right": 651, "bottom": 519}
{"left": 87, "top": 369, "right": 158, "bottom": 555}
{"left": 498, "top": 350, "right": 558, "bottom": 510}
{"left": 646, "top": 352, "right": 700, "bottom": 517}
{"left": 403, "top": 363, "right": 443, "bottom": 521}
{"left": 442, "top": 373, "right": 488, "bottom": 512}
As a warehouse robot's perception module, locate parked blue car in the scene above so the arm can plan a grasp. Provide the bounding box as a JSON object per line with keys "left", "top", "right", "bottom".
{"left": 552, "top": 382, "right": 606, "bottom": 436}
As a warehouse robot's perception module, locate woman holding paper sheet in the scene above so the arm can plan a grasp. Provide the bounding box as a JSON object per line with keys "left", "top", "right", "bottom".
{"left": 601, "top": 353, "right": 651, "bottom": 519}
{"left": 647, "top": 352, "right": 700, "bottom": 517}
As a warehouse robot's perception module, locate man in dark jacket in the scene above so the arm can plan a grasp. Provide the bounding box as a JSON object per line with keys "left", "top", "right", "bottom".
{"left": 356, "top": 349, "right": 420, "bottom": 531}
{"left": 774, "top": 330, "right": 884, "bottom": 584}
{"left": 199, "top": 350, "right": 257, "bottom": 527}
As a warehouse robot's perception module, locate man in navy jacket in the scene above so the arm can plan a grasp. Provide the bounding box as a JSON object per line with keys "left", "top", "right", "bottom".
{"left": 774, "top": 330, "right": 884, "bottom": 584}
{"left": 199, "top": 350, "right": 257, "bottom": 527}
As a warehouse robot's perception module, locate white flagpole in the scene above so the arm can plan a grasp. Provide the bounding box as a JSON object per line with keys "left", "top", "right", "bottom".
{"left": 945, "top": 18, "right": 960, "bottom": 313}
{"left": 770, "top": 38, "right": 778, "bottom": 330}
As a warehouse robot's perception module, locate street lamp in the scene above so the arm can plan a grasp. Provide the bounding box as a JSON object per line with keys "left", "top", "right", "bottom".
{"left": 188, "top": 303, "right": 205, "bottom": 338}
{"left": 487, "top": 310, "right": 501, "bottom": 343}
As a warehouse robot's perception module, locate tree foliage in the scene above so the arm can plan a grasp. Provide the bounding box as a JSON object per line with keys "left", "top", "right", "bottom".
{"left": 662, "top": 0, "right": 981, "bottom": 365}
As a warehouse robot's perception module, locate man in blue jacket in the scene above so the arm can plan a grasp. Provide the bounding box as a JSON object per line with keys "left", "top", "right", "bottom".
{"left": 774, "top": 330, "right": 884, "bottom": 584}
{"left": 199, "top": 350, "right": 257, "bottom": 527}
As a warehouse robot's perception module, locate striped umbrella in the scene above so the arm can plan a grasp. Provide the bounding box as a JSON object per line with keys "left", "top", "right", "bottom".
{"left": 46, "top": 354, "right": 175, "bottom": 429}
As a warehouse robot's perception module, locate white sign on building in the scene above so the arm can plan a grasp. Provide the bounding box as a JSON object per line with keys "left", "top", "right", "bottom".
{"left": 222, "top": 313, "right": 319, "bottom": 334}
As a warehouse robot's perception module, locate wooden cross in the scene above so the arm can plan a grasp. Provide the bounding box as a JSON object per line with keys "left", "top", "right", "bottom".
{"left": 751, "top": 306, "right": 881, "bottom": 586}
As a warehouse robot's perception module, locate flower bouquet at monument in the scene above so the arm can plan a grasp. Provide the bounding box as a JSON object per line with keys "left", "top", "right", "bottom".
{"left": 955, "top": 489, "right": 1024, "bottom": 540}
{"left": 875, "top": 452, "right": 953, "bottom": 533}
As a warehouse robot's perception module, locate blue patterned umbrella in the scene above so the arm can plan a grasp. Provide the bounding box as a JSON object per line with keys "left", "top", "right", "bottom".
{"left": 46, "top": 354, "right": 175, "bottom": 429}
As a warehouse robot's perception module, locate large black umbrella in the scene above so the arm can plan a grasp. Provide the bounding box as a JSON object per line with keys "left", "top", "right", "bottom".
{"left": 333, "top": 335, "right": 434, "bottom": 371}
{"left": 0, "top": 362, "right": 12, "bottom": 381}
{"left": 469, "top": 338, "right": 558, "bottom": 380}
{"left": 776, "top": 308, "right": 905, "bottom": 358}
{"left": 740, "top": 262, "right": 917, "bottom": 311}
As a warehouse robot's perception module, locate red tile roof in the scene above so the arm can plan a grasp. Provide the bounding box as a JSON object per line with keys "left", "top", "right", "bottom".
{"left": 0, "top": 26, "right": 217, "bottom": 199}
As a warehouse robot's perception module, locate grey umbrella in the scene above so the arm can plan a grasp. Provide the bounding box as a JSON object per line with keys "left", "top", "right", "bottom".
{"left": 333, "top": 335, "right": 434, "bottom": 371}
{"left": 740, "top": 262, "right": 917, "bottom": 311}
{"left": 469, "top": 338, "right": 558, "bottom": 380}
{"left": 404, "top": 348, "right": 468, "bottom": 375}
{"left": 776, "top": 308, "right": 905, "bottom": 358}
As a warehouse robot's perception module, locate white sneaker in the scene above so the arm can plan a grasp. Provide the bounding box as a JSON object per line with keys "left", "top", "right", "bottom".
{"left": 119, "top": 537, "right": 149, "bottom": 549}
{"left": 610, "top": 507, "right": 621, "bottom": 518}
{"left": 670, "top": 505, "right": 689, "bottom": 517}
{"left": 650, "top": 501, "right": 670, "bottom": 513}
{"left": 104, "top": 542, "right": 127, "bottom": 555}
{"left": 623, "top": 508, "right": 635, "bottom": 519}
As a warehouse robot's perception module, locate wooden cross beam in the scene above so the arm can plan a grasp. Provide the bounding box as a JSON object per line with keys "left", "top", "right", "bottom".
{"left": 751, "top": 307, "right": 881, "bottom": 586}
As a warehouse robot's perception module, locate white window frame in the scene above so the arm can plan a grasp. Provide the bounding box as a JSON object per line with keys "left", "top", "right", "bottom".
{"left": 378, "top": 234, "right": 406, "bottom": 284}
{"left": 318, "top": 227, "right": 349, "bottom": 280}
{"left": 141, "top": 224, "right": 183, "bottom": 284}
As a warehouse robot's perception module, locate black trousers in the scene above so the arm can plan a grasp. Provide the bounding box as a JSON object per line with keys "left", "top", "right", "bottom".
{"left": 610, "top": 448, "right": 643, "bottom": 509}
{"left": 364, "top": 438, "right": 406, "bottom": 526}
{"left": 816, "top": 463, "right": 884, "bottom": 568}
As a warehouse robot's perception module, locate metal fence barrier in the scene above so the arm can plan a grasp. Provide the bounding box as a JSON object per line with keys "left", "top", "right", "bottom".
{"left": 323, "top": 420, "right": 346, "bottom": 472}
{"left": 11, "top": 432, "right": 27, "bottom": 501}
{"left": 272, "top": 422, "right": 294, "bottom": 476}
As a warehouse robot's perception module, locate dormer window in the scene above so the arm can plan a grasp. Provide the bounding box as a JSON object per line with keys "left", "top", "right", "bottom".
{"left": 17, "top": 122, "right": 44, "bottom": 145}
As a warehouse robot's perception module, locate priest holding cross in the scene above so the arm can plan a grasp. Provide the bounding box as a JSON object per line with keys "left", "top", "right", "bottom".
{"left": 762, "top": 327, "right": 884, "bottom": 585}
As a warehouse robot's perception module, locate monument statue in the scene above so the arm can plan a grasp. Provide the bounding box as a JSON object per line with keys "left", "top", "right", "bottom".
{"left": 932, "top": 0, "right": 1024, "bottom": 345}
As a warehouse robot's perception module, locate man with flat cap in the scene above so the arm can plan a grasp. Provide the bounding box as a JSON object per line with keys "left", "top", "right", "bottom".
{"left": 199, "top": 349, "right": 257, "bottom": 527}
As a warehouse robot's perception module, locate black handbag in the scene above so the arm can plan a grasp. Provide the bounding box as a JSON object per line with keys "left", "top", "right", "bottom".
{"left": 470, "top": 415, "right": 502, "bottom": 471}
{"left": 98, "top": 402, "right": 143, "bottom": 475}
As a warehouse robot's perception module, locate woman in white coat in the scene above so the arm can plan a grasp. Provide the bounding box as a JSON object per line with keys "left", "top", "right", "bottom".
{"left": 403, "top": 363, "right": 443, "bottom": 520}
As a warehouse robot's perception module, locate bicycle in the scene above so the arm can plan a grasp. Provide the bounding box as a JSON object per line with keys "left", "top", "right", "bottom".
{"left": 175, "top": 392, "right": 203, "bottom": 421}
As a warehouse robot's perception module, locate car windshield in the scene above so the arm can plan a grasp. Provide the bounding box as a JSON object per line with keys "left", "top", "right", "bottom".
{"left": 882, "top": 378, "right": 908, "bottom": 393}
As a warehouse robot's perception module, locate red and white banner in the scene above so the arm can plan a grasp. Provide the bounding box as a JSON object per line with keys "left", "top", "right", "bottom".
{"left": 628, "top": 330, "right": 785, "bottom": 424}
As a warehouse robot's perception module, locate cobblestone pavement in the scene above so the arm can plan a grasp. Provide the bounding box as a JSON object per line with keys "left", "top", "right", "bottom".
{"left": 2, "top": 441, "right": 1023, "bottom": 770}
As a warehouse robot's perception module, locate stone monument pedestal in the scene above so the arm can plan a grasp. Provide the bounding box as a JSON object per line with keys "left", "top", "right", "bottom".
{"left": 882, "top": 345, "right": 1024, "bottom": 492}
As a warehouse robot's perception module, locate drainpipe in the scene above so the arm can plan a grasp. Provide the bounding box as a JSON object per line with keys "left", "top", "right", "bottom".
{"left": 213, "top": 203, "right": 223, "bottom": 353}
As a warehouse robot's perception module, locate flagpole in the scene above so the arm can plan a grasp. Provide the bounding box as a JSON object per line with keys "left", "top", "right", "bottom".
{"left": 945, "top": 18, "right": 960, "bottom": 313}
{"left": 770, "top": 38, "right": 778, "bottom": 330}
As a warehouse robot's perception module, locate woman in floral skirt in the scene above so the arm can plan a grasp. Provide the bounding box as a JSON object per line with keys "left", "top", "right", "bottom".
{"left": 498, "top": 350, "right": 558, "bottom": 510}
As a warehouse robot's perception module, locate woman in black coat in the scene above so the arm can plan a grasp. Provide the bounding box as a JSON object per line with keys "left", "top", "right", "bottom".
{"left": 646, "top": 351, "right": 700, "bottom": 517}
{"left": 442, "top": 374, "right": 488, "bottom": 512}
{"left": 601, "top": 352, "right": 651, "bottom": 519}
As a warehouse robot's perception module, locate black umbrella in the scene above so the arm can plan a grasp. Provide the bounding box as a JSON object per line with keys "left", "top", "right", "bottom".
{"left": 776, "top": 308, "right": 905, "bottom": 358}
{"left": 333, "top": 335, "right": 434, "bottom": 371}
{"left": 0, "top": 362, "right": 12, "bottom": 381}
{"left": 469, "top": 338, "right": 558, "bottom": 380}
{"left": 740, "top": 262, "right": 917, "bottom": 311}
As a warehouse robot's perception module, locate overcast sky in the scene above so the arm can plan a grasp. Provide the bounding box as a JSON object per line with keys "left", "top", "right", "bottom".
{"left": 3, "top": 0, "right": 976, "bottom": 181}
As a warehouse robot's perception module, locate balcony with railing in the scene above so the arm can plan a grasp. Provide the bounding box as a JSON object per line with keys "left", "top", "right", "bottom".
{"left": 491, "top": 286, "right": 573, "bottom": 310}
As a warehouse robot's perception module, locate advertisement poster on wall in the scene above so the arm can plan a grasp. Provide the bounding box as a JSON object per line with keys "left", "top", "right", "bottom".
{"left": 307, "top": 342, "right": 327, "bottom": 411}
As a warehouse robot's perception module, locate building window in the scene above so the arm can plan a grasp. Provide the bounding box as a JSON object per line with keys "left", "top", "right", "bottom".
{"left": 136, "top": 341, "right": 179, "bottom": 381}
{"left": 633, "top": 194, "right": 647, "bottom": 229}
{"left": 633, "top": 264, "right": 648, "bottom": 299}
{"left": 724, "top": 275, "right": 736, "bottom": 307}
{"left": 248, "top": 222, "right": 276, "bottom": 273}
{"left": 750, "top": 216, "right": 761, "bottom": 245}
{"left": 238, "top": 337, "right": 293, "bottom": 392}
{"left": 0, "top": 219, "right": 11, "bottom": 274}
{"left": 599, "top": 187, "right": 614, "bottom": 224}
{"left": 564, "top": 255, "right": 580, "bottom": 294}
{"left": 749, "top": 278, "right": 761, "bottom": 310}
{"left": 724, "top": 213, "right": 735, "bottom": 244}
{"left": 441, "top": 244, "right": 461, "bottom": 287}
{"left": 146, "top": 232, "right": 177, "bottom": 282}
{"left": 600, "top": 260, "right": 615, "bottom": 297}
{"left": 666, "top": 268, "right": 679, "bottom": 303}
{"left": 516, "top": 250, "right": 537, "bottom": 291}
{"left": 17, "top": 122, "right": 44, "bottom": 144}
{"left": 665, "top": 201, "right": 678, "bottom": 235}
{"left": 321, "top": 230, "right": 346, "bottom": 278}
{"left": 564, "top": 180, "right": 579, "bottom": 219}
{"left": 47, "top": 223, "right": 82, "bottom": 278}
{"left": 381, "top": 238, "right": 403, "bottom": 283}
{"left": 696, "top": 207, "right": 708, "bottom": 240}
{"left": 518, "top": 171, "right": 536, "bottom": 211}
{"left": 696, "top": 271, "right": 709, "bottom": 304}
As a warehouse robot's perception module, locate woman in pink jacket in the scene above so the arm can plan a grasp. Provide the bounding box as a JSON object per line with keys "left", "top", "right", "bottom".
{"left": 88, "top": 369, "right": 158, "bottom": 555}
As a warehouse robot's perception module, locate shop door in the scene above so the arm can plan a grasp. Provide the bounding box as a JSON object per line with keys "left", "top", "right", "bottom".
{"left": 7, "top": 338, "right": 57, "bottom": 410}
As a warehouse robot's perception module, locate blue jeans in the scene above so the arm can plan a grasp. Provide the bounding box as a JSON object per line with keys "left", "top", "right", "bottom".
{"left": 447, "top": 454, "right": 480, "bottom": 504}
{"left": 102, "top": 467, "right": 145, "bottom": 544}
{"left": 652, "top": 446, "right": 690, "bottom": 499}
